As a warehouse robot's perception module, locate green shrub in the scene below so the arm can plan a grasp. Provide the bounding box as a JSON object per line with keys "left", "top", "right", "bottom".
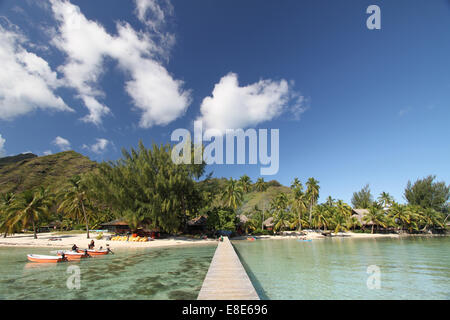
{"left": 251, "top": 229, "right": 273, "bottom": 235}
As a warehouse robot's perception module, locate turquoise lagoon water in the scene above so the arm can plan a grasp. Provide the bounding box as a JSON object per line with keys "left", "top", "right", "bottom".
{"left": 233, "top": 237, "right": 450, "bottom": 300}
{"left": 0, "top": 244, "right": 215, "bottom": 300}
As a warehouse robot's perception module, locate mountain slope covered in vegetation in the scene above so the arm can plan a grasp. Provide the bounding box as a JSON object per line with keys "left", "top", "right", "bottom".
{"left": 0, "top": 151, "right": 97, "bottom": 194}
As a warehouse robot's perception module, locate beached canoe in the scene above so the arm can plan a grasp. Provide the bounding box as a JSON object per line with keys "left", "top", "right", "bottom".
{"left": 297, "top": 239, "right": 312, "bottom": 242}
{"left": 27, "top": 254, "right": 64, "bottom": 263}
{"left": 76, "top": 249, "right": 109, "bottom": 256}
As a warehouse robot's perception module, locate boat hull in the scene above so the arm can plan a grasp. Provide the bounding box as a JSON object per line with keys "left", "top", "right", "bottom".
{"left": 76, "top": 249, "right": 108, "bottom": 256}
{"left": 27, "top": 254, "right": 63, "bottom": 263}
{"left": 57, "top": 251, "right": 88, "bottom": 260}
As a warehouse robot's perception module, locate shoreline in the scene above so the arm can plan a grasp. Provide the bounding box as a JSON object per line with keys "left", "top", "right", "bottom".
{"left": 0, "top": 232, "right": 217, "bottom": 250}
{"left": 0, "top": 231, "right": 447, "bottom": 249}
{"left": 232, "top": 231, "right": 448, "bottom": 241}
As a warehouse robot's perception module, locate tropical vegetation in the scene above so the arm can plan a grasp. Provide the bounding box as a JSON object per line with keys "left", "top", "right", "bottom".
{"left": 0, "top": 144, "right": 448, "bottom": 238}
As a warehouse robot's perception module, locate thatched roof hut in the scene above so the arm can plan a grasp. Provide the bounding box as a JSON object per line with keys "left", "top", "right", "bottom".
{"left": 263, "top": 217, "right": 274, "bottom": 228}
{"left": 238, "top": 214, "right": 249, "bottom": 225}
{"left": 100, "top": 219, "right": 130, "bottom": 233}
{"left": 187, "top": 215, "right": 207, "bottom": 227}
{"left": 186, "top": 215, "right": 207, "bottom": 234}
{"left": 351, "top": 208, "right": 374, "bottom": 226}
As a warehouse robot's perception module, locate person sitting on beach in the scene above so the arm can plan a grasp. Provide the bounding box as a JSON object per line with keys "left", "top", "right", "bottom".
{"left": 72, "top": 244, "right": 79, "bottom": 252}
{"left": 88, "top": 240, "right": 95, "bottom": 249}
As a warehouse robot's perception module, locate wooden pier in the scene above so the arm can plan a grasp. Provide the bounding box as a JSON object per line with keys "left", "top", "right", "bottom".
{"left": 197, "top": 236, "right": 259, "bottom": 300}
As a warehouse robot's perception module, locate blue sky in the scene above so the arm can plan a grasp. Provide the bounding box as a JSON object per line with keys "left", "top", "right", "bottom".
{"left": 0, "top": 0, "right": 449, "bottom": 204}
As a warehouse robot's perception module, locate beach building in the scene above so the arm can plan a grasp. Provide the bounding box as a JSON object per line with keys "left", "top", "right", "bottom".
{"left": 186, "top": 215, "right": 208, "bottom": 234}
{"left": 100, "top": 219, "right": 131, "bottom": 234}
{"left": 263, "top": 217, "right": 274, "bottom": 231}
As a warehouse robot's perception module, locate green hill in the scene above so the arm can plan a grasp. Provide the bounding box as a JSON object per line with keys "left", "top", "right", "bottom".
{"left": 238, "top": 185, "right": 292, "bottom": 215}
{"left": 0, "top": 150, "right": 290, "bottom": 214}
{"left": 199, "top": 177, "right": 291, "bottom": 216}
{"left": 0, "top": 151, "right": 97, "bottom": 194}
{"left": 0, "top": 153, "right": 37, "bottom": 167}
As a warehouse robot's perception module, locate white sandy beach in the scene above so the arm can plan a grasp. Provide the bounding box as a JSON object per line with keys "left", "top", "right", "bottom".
{"left": 0, "top": 232, "right": 218, "bottom": 250}
{"left": 1, "top": 230, "right": 440, "bottom": 249}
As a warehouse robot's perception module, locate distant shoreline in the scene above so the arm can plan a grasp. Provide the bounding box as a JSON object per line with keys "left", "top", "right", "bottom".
{"left": 232, "top": 231, "right": 448, "bottom": 241}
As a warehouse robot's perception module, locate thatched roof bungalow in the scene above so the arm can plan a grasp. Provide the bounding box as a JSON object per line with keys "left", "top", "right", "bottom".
{"left": 351, "top": 208, "right": 374, "bottom": 226}
{"left": 187, "top": 215, "right": 207, "bottom": 233}
{"left": 238, "top": 214, "right": 249, "bottom": 225}
{"left": 263, "top": 217, "right": 274, "bottom": 230}
{"left": 100, "top": 219, "right": 130, "bottom": 233}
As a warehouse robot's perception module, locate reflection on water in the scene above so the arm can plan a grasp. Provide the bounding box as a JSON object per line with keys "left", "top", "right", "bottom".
{"left": 0, "top": 245, "right": 215, "bottom": 300}
{"left": 233, "top": 237, "right": 450, "bottom": 300}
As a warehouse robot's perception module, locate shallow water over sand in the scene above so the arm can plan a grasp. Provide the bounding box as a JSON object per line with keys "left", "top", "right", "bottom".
{"left": 0, "top": 244, "right": 215, "bottom": 300}
{"left": 233, "top": 237, "right": 450, "bottom": 300}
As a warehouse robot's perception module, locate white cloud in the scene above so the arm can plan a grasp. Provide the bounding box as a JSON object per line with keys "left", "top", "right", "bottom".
{"left": 82, "top": 138, "right": 110, "bottom": 154}
{"left": 135, "top": 0, "right": 173, "bottom": 29}
{"left": 43, "top": 150, "right": 53, "bottom": 155}
{"left": 198, "top": 72, "right": 304, "bottom": 134}
{"left": 49, "top": 0, "right": 188, "bottom": 127}
{"left": 0, "top": 24, "right": 73, "bottom": 120}
{"left": 52, "top": 136, "right": 71, "bottom": 151}
{"left": 0, "top": 134, "right": 5, "bottom": 156}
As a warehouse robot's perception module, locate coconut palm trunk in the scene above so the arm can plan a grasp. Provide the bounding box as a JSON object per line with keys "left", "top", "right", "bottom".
{"left": 32, "top": 219, "right": 37, "bottom": 239}
{"left": 309, "top": 203, "right": 312, "bottom": 226}
{"left": 81, "top": 200, "right": 89, "bottom": 239}
{"left": 298, "top": 211, "right": 302, "bottom": 231}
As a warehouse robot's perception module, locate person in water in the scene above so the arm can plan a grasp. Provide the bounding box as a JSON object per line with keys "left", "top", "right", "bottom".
{"left": 88, "top": 240, "right": 95, "bottom": 249}
{"left": 106, "top": 244, "right": 114, "bottom": 254}
{"left": 72, "top": 244, "right": 78, "bottom": 252}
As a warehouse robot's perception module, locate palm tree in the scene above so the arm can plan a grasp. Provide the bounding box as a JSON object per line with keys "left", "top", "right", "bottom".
{"left": 335, "top": 200, "right": 352, "bottom": 218}
{"left": 403, "top": 205, "right": 420, "bottom": 233}
{"left": 378, "top": 192, "right": 394, "bottom": 209}
{"left": 0, "top": 192, "right": 17, "bottom": 238}
{"left": 332, "top": 212, "right": 348, "bottom": 234}
{"left": 311, "top": 205, "right": 328, "bottom": 230}
{"left": 306, "top": 177, "right": 320, "bottom": 225}
{"left": 345, "top": 215, "right": 360, "bottom": 231}
{"left": 254, "top": 178, "right": 268, "bottom": 192}
{"left": 418, "top": 207, "right": 444, "bottom": 232}
{"left": 290, "top": 178, "right": 302, "bottom": 190}
{"left": 389, "top": 204, "right": 410, "bottom": 231}
{"left": 221, "top": 178, "right": 244, "bottom": 210}
{"left": 271, "top": 193, "right": 290, "bottom": 232}
{"left": 290, "top": 184, "right": 308, "bottom": 231}
{"left": 238, "top": 175, "right": 252, "bottom": 193}
{"left": 250, "top": 205, "right": 265, "bottom": 230}
{"left": 58, "top": 175, "right": 93, "bottom": 238}
{"left": 10, "top": 188, "right": 53, "bottom": 239}
{"left": 363, "top": 207, "right": 387, "bottom": 234}
{"left": 325, "top": 196, "right": 335, "bottom": 207}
